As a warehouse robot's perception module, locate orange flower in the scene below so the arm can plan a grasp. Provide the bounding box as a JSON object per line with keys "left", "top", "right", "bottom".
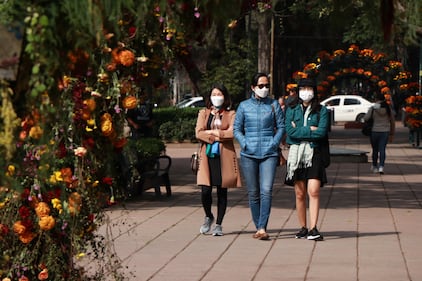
{"left": 69, "top": 192, "right": 82, "bottom": 215}
{"left": 101, "top": 113, "right": 112, "bottom": 121}
{"left": 356, "top": 68, "right": 365, "bottom": 75}
{"left": 361, "top": 49, "right": 373, "bottom": 57}
{"left": 381, "top": 87, "right": 390, "bottom": 94}
{"left": 39, "top": 215, "right": 56, "bottom": 231}
{"left": 400, "top": 84, "right": 408, "bottom": 91}
{"left": 378, "top": 80, "right": 387, "bottom": 87}
{"left": 333, "top": 49, "right": 345, "bottom": 56}
{"left": 286, "top": 83, "right": 297, "bottom": 91}
{"left": 60, "top": 167, "right": 73, "bottom": 185}
{"left": 83, "top": 99, "right": 96, "bottom": 112}
{"left": 29, "top": 126, "right": 43, "bottom": 139}
{"left": 38, "top": 268, "right": 49, "bottom": 280}
{"left": 119, "top": 50, "right": 135, "bottom": 66}
{"left": 364, "top": 71, "right": 372, "bottom": 77}
{"left": 122, "top": 95, "right": 138, "bottom": 109}
{"left": 101, "top": 119, "right": 114, "bottom": 136}
{"left": 19, "top": 231, "right": 36, "bottom": 244}
{"left": 35, "top": 202, "right": 50, "bottom": 217}
{"left": 18, "top": 276, "right": 29, "bottom": 281}
{"left": 326, "top": 75, "right": 336, "bottom": 82}
{"left": 292, "top": 71, "right": 307, "bottom": 80}
{"left": 348, "top": 44, "right": 359, "bottom": 53}
{"left": 13, "top": 221, "right": 26, "bottom": 235}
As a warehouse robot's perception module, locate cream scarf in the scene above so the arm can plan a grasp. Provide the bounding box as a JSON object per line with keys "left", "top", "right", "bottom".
{"left": 286, "top": 105, "right": 314, "bottom": 180}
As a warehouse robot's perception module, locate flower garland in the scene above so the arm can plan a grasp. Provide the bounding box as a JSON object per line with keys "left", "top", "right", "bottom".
{"left": 291, "top": 44, "right": 413, "bottom": 103}
{"left": 404, "top": 94, "right": 422, "bottom": 129}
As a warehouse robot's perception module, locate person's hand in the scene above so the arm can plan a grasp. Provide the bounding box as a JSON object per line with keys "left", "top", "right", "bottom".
{"left": 310, "top": 126, "right": 318, "bottom": 131}
{"left": 291, "top": 121, "right": 296, "bottom": 128}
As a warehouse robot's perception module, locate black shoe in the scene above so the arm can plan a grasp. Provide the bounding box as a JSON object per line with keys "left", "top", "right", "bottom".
{"left": 295, "top": 227, "right": 308, "bottom": 239}
{"left": 307, "top": 227, "right": 323, "bottom": 241}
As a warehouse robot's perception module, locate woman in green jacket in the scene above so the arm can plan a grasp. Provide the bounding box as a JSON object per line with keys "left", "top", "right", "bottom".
{"left": 284, "top": 78, "right": 329, "bottom": 241}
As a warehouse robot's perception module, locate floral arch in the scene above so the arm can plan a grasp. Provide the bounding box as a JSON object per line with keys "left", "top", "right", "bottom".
{"left": 290, "top": 44, "right": 417, "bottom": 109}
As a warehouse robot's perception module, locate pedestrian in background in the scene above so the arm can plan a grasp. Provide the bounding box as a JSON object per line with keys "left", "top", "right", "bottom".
{"left": 234, "top": 72, "right": 284, "bottom": 240}
{"left": 364, "top": 91, "right": 395, "bottom": 174}
{"left": 195, "top": 84, "right": 241, "bottom": 236}
{"left": 284, "top": 78, "right": 329, "bottom": 241}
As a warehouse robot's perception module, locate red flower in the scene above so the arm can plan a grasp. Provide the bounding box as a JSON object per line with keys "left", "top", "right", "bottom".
{"left": 82, "top": 137, "right": 95, "bottom": 149}
{"left": 21, "top": 188, "right": 30, "bottom": 200}
{"left": 19, "top": 206, "right": 31, "bottom": 218}
{"left": 102, "top": 177, "right": 113, "bottom": 185}
{"left": 128, "top": 26, "right": 137, "bottom": 37}
{"left": 56, "top": 141, "right": 67, "bottom": 159}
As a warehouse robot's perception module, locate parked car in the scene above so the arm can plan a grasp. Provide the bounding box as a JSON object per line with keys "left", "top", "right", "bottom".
{"left": 175, "top": 96, "right": 205, "bottom": 108}
{"left": 320, "top": 95, "right": 374, "bottom": 122}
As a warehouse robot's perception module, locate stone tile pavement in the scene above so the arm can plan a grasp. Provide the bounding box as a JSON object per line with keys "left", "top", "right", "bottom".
{"left": 100, "top": 122, "right": 422, "bottom": 281}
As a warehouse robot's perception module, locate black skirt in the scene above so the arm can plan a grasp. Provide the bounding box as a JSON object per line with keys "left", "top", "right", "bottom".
{"left": 284, "top": 148, "right": 327, "bottom": 187}
{"left": 208, "top": 156, "right": 222, "bottom": 187}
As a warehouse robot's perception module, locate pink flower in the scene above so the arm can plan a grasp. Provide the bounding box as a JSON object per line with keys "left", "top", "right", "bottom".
{"left": 74, "top": 147, "right": 87, "bottom": 157}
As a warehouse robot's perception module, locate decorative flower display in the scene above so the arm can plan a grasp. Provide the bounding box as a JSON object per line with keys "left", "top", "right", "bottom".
{"left": 291, "top": 44, "right": 415, "bottom": 103}
{"left": 404, "top": 95, "right": 422, "bottom": 129}
{"left": 0, "top": 1, "right": 212, "bottom": 279}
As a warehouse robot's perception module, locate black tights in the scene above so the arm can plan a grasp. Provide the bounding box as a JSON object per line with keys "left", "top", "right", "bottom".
{"left": 201, "top": 185, "right": 227, "bottom": 225}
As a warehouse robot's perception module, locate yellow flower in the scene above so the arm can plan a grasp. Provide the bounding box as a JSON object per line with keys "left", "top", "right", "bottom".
{"left": 51, "top": 198, "right": 63, "bottom": 213}
{"left": 87, "top": 118, "right": 96, "bottom": 127}
{"left": 6, "top": 165, "right": 15, "bottom": 176}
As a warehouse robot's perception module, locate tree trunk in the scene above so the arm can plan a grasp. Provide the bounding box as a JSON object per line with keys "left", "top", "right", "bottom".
{"left": 255, "top": 10, "right": 272, "bottom": 74}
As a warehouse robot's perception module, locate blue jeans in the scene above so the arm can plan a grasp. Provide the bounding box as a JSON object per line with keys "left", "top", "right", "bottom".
{"left": 240, "top": 155, "right": 278, "bottom": 230}
{"left": 371, "top": 131, "right": 389, "bottom": 167}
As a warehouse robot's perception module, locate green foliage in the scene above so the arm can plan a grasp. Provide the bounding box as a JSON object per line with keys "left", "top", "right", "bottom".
{"left": 155, "top": 107, "right": 199, "bottom": 142}
{"left": 128, "top": 137, "right": 166, "bottom": 159}
{"left": 200, "top": 34, "right": 257, "bottom": 107}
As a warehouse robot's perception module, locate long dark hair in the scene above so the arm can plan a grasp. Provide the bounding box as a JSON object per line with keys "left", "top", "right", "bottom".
{"left": 205, "top": 83, "right": 232, "bottom": 110}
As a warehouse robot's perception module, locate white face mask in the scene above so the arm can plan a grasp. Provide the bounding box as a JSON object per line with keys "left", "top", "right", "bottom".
{"left": 254, "top": 87, "right": 269, "bottom": 98}
{"left": 211, "top": 96, "right": 224, "bottom": 108}
{"left": 299, "top": 89, "right": 314, "bottom": 102}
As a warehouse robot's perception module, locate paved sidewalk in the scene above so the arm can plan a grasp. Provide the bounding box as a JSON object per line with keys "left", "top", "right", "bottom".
{"left": 102, "top": 122, "right": 422, "bottom": 281}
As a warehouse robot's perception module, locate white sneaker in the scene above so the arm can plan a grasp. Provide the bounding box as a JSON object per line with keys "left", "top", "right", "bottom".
{"left": 378, "top": 166, "right": 384, "bottom": 174}
{"left": 370, "top": 166, "right": 378, "bottom": 173}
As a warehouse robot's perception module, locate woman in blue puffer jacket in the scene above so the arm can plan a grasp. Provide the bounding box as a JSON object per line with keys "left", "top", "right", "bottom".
{"left": 234, "top": 72, "right": 284, "bottom": 240}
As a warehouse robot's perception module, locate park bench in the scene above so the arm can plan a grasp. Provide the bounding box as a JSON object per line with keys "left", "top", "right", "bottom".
{"left": 138, "top": 155, "right": 172, "bottom": 197}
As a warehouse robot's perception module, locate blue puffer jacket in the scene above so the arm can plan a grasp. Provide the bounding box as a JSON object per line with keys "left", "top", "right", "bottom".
{"left": 234, "top": 94, "right": 284, "bottom": 159}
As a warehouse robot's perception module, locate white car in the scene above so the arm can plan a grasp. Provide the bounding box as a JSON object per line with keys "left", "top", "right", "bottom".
{"left": 320, "top": 95, "right": 374, "bottom": 122}
{"left": 175, "top": 96, "right": 205, "bottom": 108}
